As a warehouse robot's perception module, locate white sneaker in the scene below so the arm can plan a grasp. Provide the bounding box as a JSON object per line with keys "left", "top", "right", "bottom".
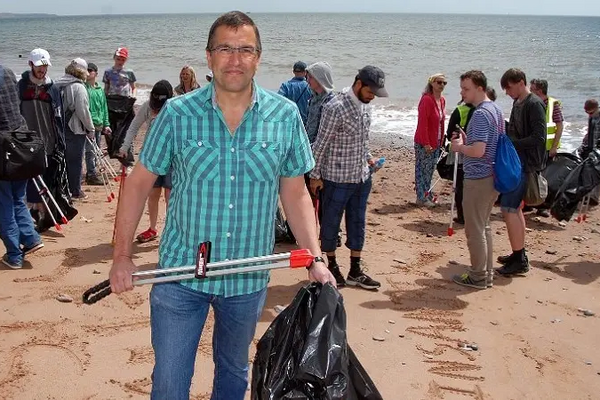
{"left": 417, "top": 199, "right": 437, "bottom": 208}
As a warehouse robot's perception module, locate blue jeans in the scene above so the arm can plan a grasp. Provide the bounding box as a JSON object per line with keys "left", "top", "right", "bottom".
{"left": 320, "top": 178, "right": 372, "bottom": 252}
{"left": 64, "top": 131, "right": 87, "bottom": 196}
{"left": 149, "top": 282, "right": 267, "bottom": 400}
{"left": 84, "top": 130, "right": 102, "bottom": 178}
{"left": 0, "top": 180, "right": 42, "bottom": 265}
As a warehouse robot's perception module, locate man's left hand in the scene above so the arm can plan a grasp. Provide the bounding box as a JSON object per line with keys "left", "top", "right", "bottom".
{"left": 549, "top": 147, "right": 558, "bottom": 158}
{"left": 308, "top": 262, "right": 336, "bottom": 285}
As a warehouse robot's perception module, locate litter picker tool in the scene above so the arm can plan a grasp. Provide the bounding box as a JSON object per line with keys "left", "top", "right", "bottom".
{"left": 448, "top": 152, "right": 459, "bottom": 236}
{"left": 82, "top": 242, "right": 315, "bottom": 304}
{"left": 86, "top": 136, "right": 118, "bottom": 181}
{"left": 576, "top": 194, "right": 591, "bottom": 223}
{"left": 32, "top": 175, "right": 68, "bottom": 231}
{"left": 112, "top": 166, "right": 127, "bottom": 245}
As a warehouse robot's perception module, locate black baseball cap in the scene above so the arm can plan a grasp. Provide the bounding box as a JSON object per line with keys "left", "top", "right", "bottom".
{"left": 357, "top": 65, "right": 388, "bottom": 97}
{"left": 87, "top": 62, "right": 98, "bottom": 72}
{"left": 150, "top": 80, "right": 174, "bottom": 111}
{"left": 293, "top": 61, "right": 307, "bottom": 72}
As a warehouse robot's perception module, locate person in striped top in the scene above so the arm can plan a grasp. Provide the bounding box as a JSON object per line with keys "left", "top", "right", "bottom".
{"left": 108, "top": 11, "right": 334, "bottom": 400}
{"left": 450, "top": 70, "right": 502, "bottom": 290}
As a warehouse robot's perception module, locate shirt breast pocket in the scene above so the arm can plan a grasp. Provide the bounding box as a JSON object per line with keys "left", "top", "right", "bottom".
{"left": 181, "top": 140, "right": 220, "bottom": 180}
{"left": 340, "top": 114, "right": 362, "bottom": 137}
{"left": 242, "top": 141, "right": 281, "bottom": 182}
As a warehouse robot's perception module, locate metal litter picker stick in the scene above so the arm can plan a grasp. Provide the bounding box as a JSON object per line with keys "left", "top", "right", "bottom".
{"left": 448, "top": 152, "right": 459, "bottom": 236}
{"left": 83, "top": 246, "right": 315, "bottom": 305}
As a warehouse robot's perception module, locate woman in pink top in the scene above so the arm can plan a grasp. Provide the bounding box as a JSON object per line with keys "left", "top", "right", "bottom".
{"left": 413, "top": 73, "right": 447, "bottom": 207}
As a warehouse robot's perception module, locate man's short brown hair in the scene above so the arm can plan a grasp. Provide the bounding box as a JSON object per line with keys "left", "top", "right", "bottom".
{"left": 500, "top": 68, "right": 527, "bottom": 89}
{"left": 206, "top": 11, "right": 262, "bottom": 53}
{"left": 460, "top": 70, "right": 487, "bottom": 90}
{"left": 584, "top": 98, "right": 599, "bottom": 111}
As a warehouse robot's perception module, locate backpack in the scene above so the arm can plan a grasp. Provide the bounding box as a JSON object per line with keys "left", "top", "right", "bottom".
{"left": 480, "top": 105, "right": 522, "bottom": 193}
{"left": 494, "top": 131, "right": 522, "bottom": 193}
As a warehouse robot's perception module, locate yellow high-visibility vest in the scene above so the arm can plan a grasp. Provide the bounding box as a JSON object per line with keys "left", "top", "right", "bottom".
{"left": 546, "top": 96, "right": 561, "bottom": 150}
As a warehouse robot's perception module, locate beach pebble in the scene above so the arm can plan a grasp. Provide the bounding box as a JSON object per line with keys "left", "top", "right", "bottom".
{"left": 590, "top": 228, "right": 600, "bottom": 234}
{"left": 585, "top": 361, "right": 592, "bottom": 366}
{"left": 274, "top": 305, "right": 286, "bottom": 314}
{"left": 393, "top": 259, "right": 406, "bottom": 264}
{"left": 546, "top": 250, "right": 558, "bottom": 255}
{"left": 372, "top": 336, "right": 386, "bottom": 342}
{"left": 490, "top": 321, "right": 499, "bottom": 326}
{"left": 398, "top": 334, "right": 405, "bottom": 338}
{"left": 580, "top": 309, "right": 595, "bottom": 317}
{"left": 469, "top": 344, "right": 479, "bottom": 351}
{"left": 534, "top": 217, "right": 541, "bottom": 222}
{"left": 93, "top": 269, "right": 101, "bottom": 274}
{"left": 573, "top": 236, "right": 584, "bottom": 242}
{"left": 388, "top": 320, "right": 396, "bottom": 324}
{"left": 449, "top": 260, "right": 458, "bottom": 265}
{"left": 525, "top": 228, "right": 533, "bottom": 232}
{"left": 56, "top": 294, "right": 73, "bottom": 303}
{"left": 426, "top": 233, "right": 434, "bottom": 238}
{"left": 385, "top": 329, "right": 390, "bottom": 334}
{"left": 401, "top": 362, "right": 406, "bottom": 366}
{"left": 425, "top": 354, "right": 434, "bottom": 359}
{"left": 80, "top": 216, "right": 92, "bottom": 223}
{"left": 558, "top": 221, "right": 567, "bottom": 227}
{"left": 530, "top": 315, "right": 537, "bottom": 319}
{"left": 551, "top": 318, "right": 562, "bottom": 323}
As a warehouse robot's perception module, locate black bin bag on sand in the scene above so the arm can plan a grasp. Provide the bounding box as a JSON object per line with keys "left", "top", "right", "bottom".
{"left": 540, "top": 152, "right": 581, "bottom": 209}
{"left": 252, "top": 283, "right": 383, "bottom": 400}
{"left": 551, "top": 149, "right": 600, "bottom": 221}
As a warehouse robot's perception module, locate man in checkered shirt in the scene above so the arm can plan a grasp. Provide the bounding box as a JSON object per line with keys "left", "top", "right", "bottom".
{"left": 310, "top": 65, "right": 388, "bottom": 290}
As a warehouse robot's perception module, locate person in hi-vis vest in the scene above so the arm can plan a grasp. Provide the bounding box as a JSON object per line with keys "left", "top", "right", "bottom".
{"left": 530, "top": 79, "right": 564, "bottom": 158}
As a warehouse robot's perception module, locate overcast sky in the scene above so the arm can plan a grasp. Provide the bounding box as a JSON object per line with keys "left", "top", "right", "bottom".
{"left": 3, "top": 0, "right": 600, "bottom": 16}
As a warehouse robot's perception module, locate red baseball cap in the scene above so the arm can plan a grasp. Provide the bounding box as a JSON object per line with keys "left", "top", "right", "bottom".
{"left": 114, "top": 47, "right": 129, "bottom": 59}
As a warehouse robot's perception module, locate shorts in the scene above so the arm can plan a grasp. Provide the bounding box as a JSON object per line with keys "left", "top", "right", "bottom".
{"left": 499, "top": 173, "right": 526, "bottom": 213}
{"left": 153, "top": 172, "right": 172, "bottom": 189}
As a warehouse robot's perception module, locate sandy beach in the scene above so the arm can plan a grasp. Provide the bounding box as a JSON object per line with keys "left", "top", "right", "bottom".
{"left": 1, "top": 133, "right": 599, "bottom": 400}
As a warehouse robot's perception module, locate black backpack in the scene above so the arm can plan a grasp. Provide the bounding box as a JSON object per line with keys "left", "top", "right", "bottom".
{"left": 0, "top": 129, "right": 47, "bottom": 181}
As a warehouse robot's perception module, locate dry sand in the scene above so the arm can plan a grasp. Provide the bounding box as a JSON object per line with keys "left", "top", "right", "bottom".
{"left": 1, "top": 139, "right": 600, "bottom": 400}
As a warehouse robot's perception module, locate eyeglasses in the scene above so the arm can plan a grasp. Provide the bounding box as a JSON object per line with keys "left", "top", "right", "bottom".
{"left": 436, "top": 81, "right": 448, "bottom": 86}
{"left": 210, "top": 45, "right": 260, "bottom": 58}
{"left": 87, "top": 69, "right": 96, "bottom": 73}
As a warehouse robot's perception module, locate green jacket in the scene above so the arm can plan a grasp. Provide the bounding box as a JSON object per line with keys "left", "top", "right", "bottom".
{"left": 86, "top": 82, "right": 110, "bottom": 128}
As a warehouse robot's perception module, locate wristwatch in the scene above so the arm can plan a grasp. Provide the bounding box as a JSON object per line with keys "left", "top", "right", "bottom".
{"left": 307, "top": 256, "right": 325, "bottom": 270}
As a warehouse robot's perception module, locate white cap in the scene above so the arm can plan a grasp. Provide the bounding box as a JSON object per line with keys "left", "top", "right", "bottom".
{"left": 29, "top": 48, "right": 52, "bottom": 67}
{"left": 72, "top": 58, "right": 88, "bottom": 70}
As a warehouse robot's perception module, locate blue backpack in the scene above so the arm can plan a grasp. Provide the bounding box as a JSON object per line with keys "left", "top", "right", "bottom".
{"left": 494, "top": 132, "right": 522, "bottom": 193}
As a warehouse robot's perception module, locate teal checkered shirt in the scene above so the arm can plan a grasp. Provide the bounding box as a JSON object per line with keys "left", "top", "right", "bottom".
{"left": 139, "top": 83, "right": 314, "bottom": 297}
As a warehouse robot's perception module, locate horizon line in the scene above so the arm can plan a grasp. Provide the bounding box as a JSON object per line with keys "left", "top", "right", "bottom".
{"left": 1, "top": 11, "right": 599, "bottom": 18}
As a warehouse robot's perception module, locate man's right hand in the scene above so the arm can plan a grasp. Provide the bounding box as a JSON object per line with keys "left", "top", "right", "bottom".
{"left": 309, "top": 178, "right": 323, "bottom": 196}
{"left": 109, "top": 256, "right": 137, "bottom": 294}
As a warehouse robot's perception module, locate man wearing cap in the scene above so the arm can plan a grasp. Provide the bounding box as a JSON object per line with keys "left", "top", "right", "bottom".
{"left": 84, "top": 62, "right": 111, "bottom": 185}
{"left": 278, "top": 61, "right": 311, "bottom": 126}
{"left": 55, "top": 58, "right": 95, "bottom": 199}
{"left": 103, "top": 47, "right": 136, "bottom": 97}
{"left": 309, "top": 65, "right": 388, "bottom": 290}
{"left": 306, "top": 61, "right": 335, "bottom": 144}
{"left": 18, "top": 48, "right": 64, "bottom": 161}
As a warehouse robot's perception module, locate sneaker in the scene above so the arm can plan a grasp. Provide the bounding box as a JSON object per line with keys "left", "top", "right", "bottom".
{"left": 497, "top": 253, "right": 514, "bottom": 264}
{"left": 495, "top": 258, "right": 529, "bottom": 276}
{"left": 452, "top": 273, "right": 486, "bottom": 290}
{"left": 417, "top": 199, "right": 437, "bottom": 208}
{"left": 72, "top": 191, "right": 89, "bottom": 201}
{"left": 536, "top": 208, "right": 550, "bottom": 218}
{"left": 23, "top": 242, "right": 44, "bottom": 256}
{"left": 136, "top": 228, "right": 158, "bottom": 243}
{"left": 486, "top": 274, "right": 494, "bottom": 288}
{"left": 85, "top": 175, "right": 104, "bottom": 186}
{"left": 328, "top": 262, "right": 346, "bottom": 287}
{"left": 347, "top": 269, "right": 381, "bottom": 290}
{"left": 2, "top": 254, "right": 22, "bottom": 270}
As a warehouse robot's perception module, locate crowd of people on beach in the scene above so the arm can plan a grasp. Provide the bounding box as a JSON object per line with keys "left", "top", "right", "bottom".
{"left": 1, "top": 9, "right": 600, "bottom": 400}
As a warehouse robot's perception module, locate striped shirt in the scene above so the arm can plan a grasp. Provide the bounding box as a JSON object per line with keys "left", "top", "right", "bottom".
{"left": 139, "top": 83, "right": 314, "bottom": 297}
{"left": 309, "top": 89, "right": 372, "bottom": 183}
{"left": 0, "top": 65, "right": 27, "bottom": 132}
{"left": 463, "top": 101, "right": 502, "bottom": 180}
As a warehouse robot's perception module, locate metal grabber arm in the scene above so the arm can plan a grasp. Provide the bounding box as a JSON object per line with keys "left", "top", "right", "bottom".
{"left": 82, "top": 242, "right": 315, "bottom": 305}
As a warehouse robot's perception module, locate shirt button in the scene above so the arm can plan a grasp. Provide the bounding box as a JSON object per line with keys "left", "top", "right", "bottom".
{"left": 261, "top": 142, "right": 267, "bottom": 148}
{"left": 231, "top": 147, "right": 235, "bottom": 153}
{"left": 229, "top": 204, "right": 233, "bottom": 209}
{"left": 226, "top": 232, "right": 231, "bottom": 238}
{"left": 230, "top": 175, "right": 235, "bottom": 181}
{"left": 197, "top": 141, "right": 203, "bottom": 147}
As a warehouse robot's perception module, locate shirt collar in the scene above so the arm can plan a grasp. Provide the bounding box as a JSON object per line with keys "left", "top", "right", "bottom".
{"left": 347, "top": 87, "right": 364, "bottom": 108}
{"left": 210, "top": 80, "right": 259, "bottom": 111}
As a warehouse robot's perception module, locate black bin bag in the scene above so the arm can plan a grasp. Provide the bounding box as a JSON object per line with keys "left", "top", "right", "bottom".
{"left": 105, "top": 95, "right": 137, "bottom": 166}
{"left": 540, "top": 152, "right": 581, "bottom": 209}
{"left": 252, "top": 283, "right": 383, "bottom": 400}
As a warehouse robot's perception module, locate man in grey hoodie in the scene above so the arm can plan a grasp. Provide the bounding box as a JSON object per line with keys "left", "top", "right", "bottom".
{"left": 55, "top": 58, "right": 95, "bottom": 199}
{"left": 306, "top": 62, "right": 335, "bottom": 144}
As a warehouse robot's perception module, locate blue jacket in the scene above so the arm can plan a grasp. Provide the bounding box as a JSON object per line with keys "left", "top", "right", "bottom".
{"left": 278, "top": 77, "right": 310, "bottom": 126}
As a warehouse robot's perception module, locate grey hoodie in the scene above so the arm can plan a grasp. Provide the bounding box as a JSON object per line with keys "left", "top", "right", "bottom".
{"left": 54, "top": 73, "right": 94, "bottom": 135}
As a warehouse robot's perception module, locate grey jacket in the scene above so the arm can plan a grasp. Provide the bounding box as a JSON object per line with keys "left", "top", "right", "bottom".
{"left": 55, "top": 74, "right": 94, "bottom": 135}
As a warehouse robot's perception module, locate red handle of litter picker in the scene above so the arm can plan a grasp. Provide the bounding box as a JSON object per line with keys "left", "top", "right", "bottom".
{"left": 289, "top": 249, "right": 315, "bottom": 268}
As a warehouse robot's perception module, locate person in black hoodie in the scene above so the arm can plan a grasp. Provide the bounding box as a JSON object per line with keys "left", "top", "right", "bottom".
{"left": 496, "top": 68, "right": 546, "bottom": 276}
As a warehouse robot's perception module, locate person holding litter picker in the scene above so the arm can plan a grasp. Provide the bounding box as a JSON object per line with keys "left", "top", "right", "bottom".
{"left": 109, "top": 11, "right": 335, "bottom": 400}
